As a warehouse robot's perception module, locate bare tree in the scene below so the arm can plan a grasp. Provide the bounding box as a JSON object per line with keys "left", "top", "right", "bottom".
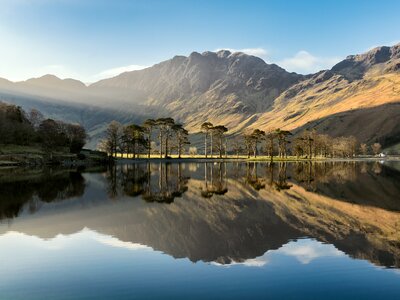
{"left": 105, "top": 121, "right": 123, "bottom": 157}
{"left": 232, "top": 136, "right": 243, "bottom": 158}
{"left": 243, "top": 134, "right": 253, "bottom": 158}
{"left": 27, "top": 109, "right": 44, "bottom": 129}
{"left": 65, "top": 124, "right": 87, "bottom": 153}
{"left": 371, "top": 143, "right": 382, "bottom": 156}
{"left": 359, "top": 143, "right": 368, "bottom": 155}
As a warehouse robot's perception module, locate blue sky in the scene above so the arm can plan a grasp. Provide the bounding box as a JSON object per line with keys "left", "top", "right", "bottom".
{"left": 1, "top": 0, "right": 399, "bottom": 82}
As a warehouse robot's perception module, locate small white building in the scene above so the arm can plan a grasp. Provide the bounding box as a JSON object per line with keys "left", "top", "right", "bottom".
{"left": 378, "top": 153, "right": 386, "bottom": 157}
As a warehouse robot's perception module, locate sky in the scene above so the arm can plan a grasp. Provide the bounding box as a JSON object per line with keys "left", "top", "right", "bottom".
{"left": 1, "top": 0, "right": 400, "bottom": 83}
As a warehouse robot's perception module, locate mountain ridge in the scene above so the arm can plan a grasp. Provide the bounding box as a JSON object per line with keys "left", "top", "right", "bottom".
{"left": 1, "top": 44, "right": 400, "bottom": 149}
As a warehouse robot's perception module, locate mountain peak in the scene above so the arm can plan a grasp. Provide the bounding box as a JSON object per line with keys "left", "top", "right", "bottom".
{"left": 26, "top": 74, "right": 61, "bottom": 83}
{"left": 216, "top": 50, "right": 231, "bottom": 58}
{"left": 24, "top": 74, "right": 86, "bottom": 89}
{"left": 331, "top": 43, "right": 400, "bottom": 81}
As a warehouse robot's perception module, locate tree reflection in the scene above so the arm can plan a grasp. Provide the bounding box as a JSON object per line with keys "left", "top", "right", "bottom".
{"left": 142, "top": 163, "right": 189, "bottom": 203}
{"left": 105, "top": 163, "right": 190, "bottom": 203}
{"left": 0, "top": 169, "right": 86, "bottom": 220}
{"left": 201, "top": 162, "right": 228, "bottom": 198}
{"left": 245, "top": 162, "right": 265, "bottom": 190}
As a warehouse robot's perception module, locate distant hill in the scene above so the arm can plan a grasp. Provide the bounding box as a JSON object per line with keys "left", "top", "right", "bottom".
{"left": 1, "top": 44, "right": 399, "bottom": 149}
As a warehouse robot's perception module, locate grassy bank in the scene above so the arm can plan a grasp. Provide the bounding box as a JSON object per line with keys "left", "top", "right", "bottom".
{"left": 0, "top": 144, "right": 108, "bottom": 166}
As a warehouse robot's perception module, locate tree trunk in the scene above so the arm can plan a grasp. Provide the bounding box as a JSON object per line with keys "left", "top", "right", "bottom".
{"left": 219, "top": 138, "right": 223, "bottom": 158}
{"left": 178, "top": 140, "right": 182, "bottom": 158}
{"left": 148, "top": 129, "right": 152, "bottom": 158}
{"left": 210, "top": 134, "right": 213, "bottom": 158}
{"left": 204, "top": 133, "right": 208, "bottom": 158}
{"left": 159, "top": 132, "right": 163, "bottom": 158}
{"left": 164, "top": 136, "right": 169, "bottom": 158}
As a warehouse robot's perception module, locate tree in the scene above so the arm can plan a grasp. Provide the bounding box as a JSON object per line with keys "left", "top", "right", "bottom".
{"left": 360, "top": 143, "right": 368, "bottom": 155}
{"left": 232, "top": 136, "right": 243, "bottom": 158}
{"left": 105, "top": 121, "right": 123, "bottom": 157}
{"left": 38, "top": 119, "right": 67, "bottom": 159}
{"left": 298, "top": 130, "right": 314, "bottom": 159}
{"left": 250, "top": 129, "right": 265, "bottom": 158}
{"left": 155, "top": 118, "right": 175, "bottom": 158}
{"left": 189, "top": 147, "right": 197, "bottom": 156}
{"left": 143, "top": 119, "right": 156, "bottom": 158}
{"left": 66, "top": 124, "right": 87, "bottom": 154}
{"left": 201, "top": 122, "right": 213, "bottom": 158}
{"left": 123, "top": 124, "right": 146, "bottom": 158}
{"left": 0, "top": 102, "right": 35, "bottom": 145}
{"left": 173, "top": 124, "right": 190, "bottom": 158}
{"left": 243, "top": 134, "right": 253, "bottom": 158}
{"left": 371, "top": 143, "right": 382, "bottom": 156}
{"left": 212, "top": 125, "right": 228, "bottom": 158}
{"left": 275, "top": 129, "right": 292, "bottom": 158}
{"left": 265, "top": 131, "right": 276, "bottom": 162}
{"left": 27, "top": 109, "right": 44, "bottom": 130}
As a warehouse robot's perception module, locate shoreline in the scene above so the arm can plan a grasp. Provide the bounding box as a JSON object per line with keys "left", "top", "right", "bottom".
{"left": 114, "top": 156, "right": 400, "bottom": 164}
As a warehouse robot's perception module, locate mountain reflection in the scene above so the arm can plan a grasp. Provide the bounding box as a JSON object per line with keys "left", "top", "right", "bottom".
{"left": 1, "top": 161, "right": 400, "bottom": 269}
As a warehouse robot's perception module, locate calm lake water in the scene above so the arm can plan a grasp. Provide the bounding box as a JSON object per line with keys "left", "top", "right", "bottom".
{"left": 1, "top": 160, "right": 400, "bottom": 299}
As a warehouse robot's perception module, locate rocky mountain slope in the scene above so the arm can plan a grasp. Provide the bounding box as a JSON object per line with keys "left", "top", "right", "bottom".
{"left": 0, "top": 44, "right": 399, "bottom": 148}
{"left": 92, "top": 50, "right": 303, "bottom": 130}
{"left": 250, "top": 44, "right": 400, "bottom": 147}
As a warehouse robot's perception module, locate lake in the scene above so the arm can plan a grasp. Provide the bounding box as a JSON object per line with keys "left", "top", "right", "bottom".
{"left": 1, "top": 160, "right": 400, "bottom": 299}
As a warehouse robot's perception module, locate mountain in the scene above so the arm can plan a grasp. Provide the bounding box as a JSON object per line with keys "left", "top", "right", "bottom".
{"left": 92, "top": 50, "right": 304, "bottom": 131}
{"left": 250, "top": 44, "right": 400, "bottom": 147}
{"left": 1, "top": 44, "right": 400, "bottom": 149}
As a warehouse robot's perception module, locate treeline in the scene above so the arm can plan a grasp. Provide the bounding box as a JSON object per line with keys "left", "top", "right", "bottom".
{"left": 202, "top": 123, "right": 363, "bottom": 160}
{"left": 0, "top": 102, "right": 87, "bottom": 155}
{"left": 100, "top": 118, "right": 383, "bottom": 159}
{"left": 235, "top": 128, "right": 374, "bottom": 159}
{"left": 99, "top": 118, "right": 190, "bottom": 158}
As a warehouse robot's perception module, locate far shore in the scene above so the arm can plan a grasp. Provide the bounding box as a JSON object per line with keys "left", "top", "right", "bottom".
{"left": 114, "top": 155, "right": 400, "bottom": 164}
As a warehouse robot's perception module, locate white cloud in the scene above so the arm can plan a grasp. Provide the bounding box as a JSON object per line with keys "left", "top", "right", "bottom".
{"left": 93, "top": 64, "right": 149, "bottom": 81}
{"left": 211, "top": 256, "right": 269, "bottom": 268}
{"left": 279, "top": 51, "right": 342, "bottom": 74}
{"left": 215, "top": 47, "right": 269, "bottom": 59}
{"left": 212, "top": 239, "right": 344, "bottom": 268}
{"left": 279, "top": 239, "right": 344, "bottom": 264}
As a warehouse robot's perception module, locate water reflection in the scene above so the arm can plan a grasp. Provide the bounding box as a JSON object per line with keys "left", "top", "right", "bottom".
{"left": 0, "top": 168, "right": 86, "bottom": 220}
{"left": 105, "top": 163, "right": 190, "bottom": 203}
{"left": 1, "top": 161, "right": 400, "bottom": 270}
